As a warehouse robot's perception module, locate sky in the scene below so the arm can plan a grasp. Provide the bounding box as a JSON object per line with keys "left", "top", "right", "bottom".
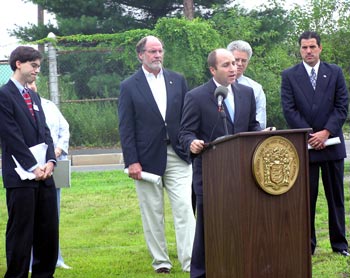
{"left": 0, "top": 0, "right": 305, "bottom": 60}
{"left": 0, "top": 0, "right": 55, "bottom": 60}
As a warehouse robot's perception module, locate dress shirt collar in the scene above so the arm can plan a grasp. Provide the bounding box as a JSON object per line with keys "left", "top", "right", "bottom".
{"left": 142, "top": 66, "right": 163, "bottom": 79}
{"left": 212, "top": 79, "right": 233, "bottom": 94}
{"left": 11, "top": 77, "right": 26, "bottom": 94}
{"left": 303, "top": 60, "right": 320, "bottom": 75}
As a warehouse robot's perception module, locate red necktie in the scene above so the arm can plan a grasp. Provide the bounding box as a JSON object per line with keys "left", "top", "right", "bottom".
{"left": 22, "top": 88, "right": 35, "bottom": 117}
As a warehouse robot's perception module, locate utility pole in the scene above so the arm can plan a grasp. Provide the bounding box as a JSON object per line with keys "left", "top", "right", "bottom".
{"left": 47, "top": 33, "right": 60, "bottom": 108}
{"left": 37, "top": 5, "right": 45, "bottom": 54}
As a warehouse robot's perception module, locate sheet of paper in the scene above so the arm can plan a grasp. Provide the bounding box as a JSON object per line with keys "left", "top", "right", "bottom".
{"left": 308, "top": 137, "right": 341, "bottom": 150}
{"left": 12, "top": 143, "right": 48, "bottom": 180}
{"left": 124, "top": 169, "right": 161, "bottom": 185}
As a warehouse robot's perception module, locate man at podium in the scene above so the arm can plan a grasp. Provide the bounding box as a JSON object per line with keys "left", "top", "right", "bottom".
{"left": 179, "top": 48, "right": 262, "bottom": 278}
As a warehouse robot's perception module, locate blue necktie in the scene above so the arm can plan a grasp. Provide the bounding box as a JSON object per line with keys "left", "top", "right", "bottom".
{"left": 310, "top": 68, "right": 317, "bottom": 90}
{"left": 224, "top": 97, "right": 234, "bottom": 122}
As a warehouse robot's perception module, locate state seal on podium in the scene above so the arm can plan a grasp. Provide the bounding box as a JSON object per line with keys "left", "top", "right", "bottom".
{"left": 252, "top": 136, "right": 300, "bottom": 195}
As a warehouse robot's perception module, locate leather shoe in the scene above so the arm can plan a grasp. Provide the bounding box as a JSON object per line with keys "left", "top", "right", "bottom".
{"left": 155, "top": 267, "right": 170, "bottom": 274}
{"left": 336, "top": 250, "right": 350, "bottom": 257}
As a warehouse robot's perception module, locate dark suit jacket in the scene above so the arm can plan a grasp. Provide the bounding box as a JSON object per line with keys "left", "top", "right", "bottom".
{"left": 281, "top": 62, "right": 348, "bottom": 162}
{"left": 118, "top": 68, "right": 190, "bottom": 176}
{"left": 179, "top": 78, "right": 261, "bottom": 196}
{"left": 0, "top": 80, "right": 56, "bottom": 188}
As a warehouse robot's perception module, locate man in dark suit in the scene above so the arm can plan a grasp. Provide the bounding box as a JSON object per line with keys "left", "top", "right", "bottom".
{"left": 281, "top": 31, "right": 349, "bottom": 256}
{"left": 0, "top": 46, "right": 58, "bottom": 277}
{"left": 179, "top": 48, "right": 263, "bottom": 278}
{"left": 118, "top": 35, "right": 195, "bottom": 274}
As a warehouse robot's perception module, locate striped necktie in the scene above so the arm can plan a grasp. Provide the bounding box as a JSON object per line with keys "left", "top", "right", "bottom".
{"left": 22, "top": 88, "right": 35, "bottom": 117}
{"left": 310, "top": 68, "right": 317, "bottom": 90}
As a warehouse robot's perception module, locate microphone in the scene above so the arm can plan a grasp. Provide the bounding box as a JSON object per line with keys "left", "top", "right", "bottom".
{"left": 214, "top": 86, "right": 228, "bottom": 111}
{"left": 214, "top": 86, "right": 229, "bottom": 135}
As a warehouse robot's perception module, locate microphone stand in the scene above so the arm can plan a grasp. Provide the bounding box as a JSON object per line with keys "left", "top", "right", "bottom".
{"left": 219, "top": 106, "right": 229, "bottom": 136}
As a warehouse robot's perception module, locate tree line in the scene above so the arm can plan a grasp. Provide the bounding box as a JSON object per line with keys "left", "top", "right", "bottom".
{"left": 11, "top": 0, "right": 350, "bottom": 146}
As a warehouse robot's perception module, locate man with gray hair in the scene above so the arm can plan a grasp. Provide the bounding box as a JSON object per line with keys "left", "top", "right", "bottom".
{"left": 118, "top": 35, "right": 195, "bottom": 274}
{"left": 227, "top": 40, "right": 266, "bottom": 128}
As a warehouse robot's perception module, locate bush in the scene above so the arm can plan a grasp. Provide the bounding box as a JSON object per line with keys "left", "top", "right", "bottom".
{"left": 61, "top": 101, "right": 119, "bottom": 147}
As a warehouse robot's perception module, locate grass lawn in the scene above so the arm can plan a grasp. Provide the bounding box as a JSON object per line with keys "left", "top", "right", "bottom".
{"left": 0, "top": 167, "right": 348, "bottom": 277}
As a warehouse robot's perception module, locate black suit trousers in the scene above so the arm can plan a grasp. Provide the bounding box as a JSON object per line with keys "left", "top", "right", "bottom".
{"left": 190, "top": 195, "right": 206, "bottom": 278}
{"left": 309, "top": 159, "right": 348, "bottom": 253}
{"left": 5, "top": 184, "right": 59, "bottom": 278}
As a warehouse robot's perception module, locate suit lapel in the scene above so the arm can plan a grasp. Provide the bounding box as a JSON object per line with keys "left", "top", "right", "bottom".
{"left": 231, "top": 83, "right": 240, "bottom": 124}
{"left": 295, "top": 63, "right": 314, "bottom": 106}
{"left": 310, "top": 63, "right": 331, "bottom": 122}
{"left": 134, "top": 68, "right": 164, "bottom": 121}
{"left": 314, "top": 63, "right": 331, "bottom": 98}
{"left": 208, "top": 79, "right": 234, "bottom": 125}
{"left": 163, "top": 70, "right": 173, "bottom": 121}
{"left": 207, "top": 79, "right": 222, "bottom": 114}
{"left": 12, "top": 86, "right": 37, "bottom": 128}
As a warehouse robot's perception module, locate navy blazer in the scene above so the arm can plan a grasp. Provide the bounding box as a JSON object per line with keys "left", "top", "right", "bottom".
{"left": 281, "top": 62, "right": 348, "bottom": 162}
{"left": 0, "top": 80, "right": 56, "bottom": 188}
{"left": 118, "top": 68, "right": 190, "bottom": 176}
{"left": 179, "top": 79, "right": 261, "bottom": 196}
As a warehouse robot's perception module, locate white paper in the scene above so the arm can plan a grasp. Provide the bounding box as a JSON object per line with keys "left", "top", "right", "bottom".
{"left": 308, "top": 137, "right": 341, "bottom": 150}
{"left": 12, "top": 143, "right": 48, "bottom": 180}
{"left": 124, "top": 169, "right": 161, "bottom": 185}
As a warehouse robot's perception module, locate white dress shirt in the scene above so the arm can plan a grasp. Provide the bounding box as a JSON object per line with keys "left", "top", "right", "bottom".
{"left": 303, "top": 61, "right": 320, "bottom": 77}
{"left": 41, "top": 98, "right": 70, "bottom": 160}
{"left": 213, "top": 79, "right": 235, "bottom": 121}
{"left": 142, "top": 66, "right": 167, "bottom": 121}
{"left": 237, "top": 75, "right": 266, "bottom": 129}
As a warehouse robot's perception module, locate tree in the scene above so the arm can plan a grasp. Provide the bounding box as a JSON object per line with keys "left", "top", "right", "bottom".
{"left": 183, "top": 0, "right": 194, "bottom": 20}
{"left": 14, "top": 0, "right": 230, "bottom": 41}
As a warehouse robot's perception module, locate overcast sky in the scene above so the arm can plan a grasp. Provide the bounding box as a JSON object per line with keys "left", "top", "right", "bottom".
{"left": 0, "top": 0, "right": 55, "bottom": 59}
{"left": 0, "top": 0, "right": 305, "bottom": 60}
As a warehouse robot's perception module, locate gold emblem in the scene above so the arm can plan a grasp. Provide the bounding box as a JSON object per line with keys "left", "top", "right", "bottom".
{"left": 252, "top": 136, "right": 299, "bottom": 195}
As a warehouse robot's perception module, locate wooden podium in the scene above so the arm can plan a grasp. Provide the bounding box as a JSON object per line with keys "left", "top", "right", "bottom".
{"left": 202, "top": 129, "right": 312, "bottom": 278}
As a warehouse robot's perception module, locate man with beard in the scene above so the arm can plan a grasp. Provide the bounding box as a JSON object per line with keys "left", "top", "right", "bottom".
{"left": 118, "top": 35, "right": 195, "bottom": 274}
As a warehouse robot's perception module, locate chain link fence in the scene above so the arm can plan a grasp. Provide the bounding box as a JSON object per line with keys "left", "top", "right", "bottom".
{"left": 0, "top": 61, "right": 12, "bottom": 86}
{"left": 0, "top": 46, "right": 120, "bottom": 147}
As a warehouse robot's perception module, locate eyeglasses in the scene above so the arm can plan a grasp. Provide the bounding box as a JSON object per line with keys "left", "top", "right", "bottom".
{"left": 235, "top": 58, "right": 248, "bottom": 65}
{"left": 28, "top": 62, "right": 41, "bottom": 70}
{"left": 143, "top": 49, "right": 164, "bottom": 55}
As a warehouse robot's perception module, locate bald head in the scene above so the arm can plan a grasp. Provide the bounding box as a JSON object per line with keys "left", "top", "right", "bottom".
{"left": 208, "top": 48, "right": 237, "bottom": 86}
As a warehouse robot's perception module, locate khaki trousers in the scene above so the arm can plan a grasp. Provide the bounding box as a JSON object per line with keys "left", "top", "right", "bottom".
{"left": 135, "top": 146, "right": 195, "bottom": 272}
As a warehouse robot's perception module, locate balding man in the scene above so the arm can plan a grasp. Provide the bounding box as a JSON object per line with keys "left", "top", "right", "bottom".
{"left": 118, "top": 35, "right": 195, "bottom": 274}
{"left": 179, "top": 48, "right": 263, "bottom": 278}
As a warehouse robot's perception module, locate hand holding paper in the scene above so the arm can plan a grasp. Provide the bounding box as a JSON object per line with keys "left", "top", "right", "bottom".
{"left": 124, "top": 169, "right": 161, "bottom": 185}
{"left": 12, "top": 143, "right": 48, "bottom": 180}
{"left": 308, "top": 137, "right": 340, "bottom": 150}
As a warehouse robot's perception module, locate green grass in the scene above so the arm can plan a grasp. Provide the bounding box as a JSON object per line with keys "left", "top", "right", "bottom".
{"left": 0, "top": 168, "right": 349, "bottom": 277}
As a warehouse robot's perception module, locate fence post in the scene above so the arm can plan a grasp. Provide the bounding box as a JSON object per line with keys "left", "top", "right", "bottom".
{"left": 47, "top": 32, "right": 60, "bottom": 108}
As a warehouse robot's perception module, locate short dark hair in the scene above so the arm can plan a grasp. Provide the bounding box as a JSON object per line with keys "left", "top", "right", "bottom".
{"left": 207, "top": 50, "right": 218, "bottom": 69}
{"left": 298, "top": 31, "right": 321, "bottom": 47}
{"left": 9, "top": 46, "right": 42, "bottom": 71}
